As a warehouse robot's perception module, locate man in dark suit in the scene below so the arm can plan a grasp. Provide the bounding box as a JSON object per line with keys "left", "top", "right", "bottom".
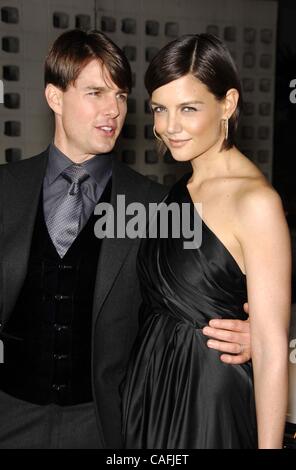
{"left": 0, "top": 29, "right": 251, "bottom": 449}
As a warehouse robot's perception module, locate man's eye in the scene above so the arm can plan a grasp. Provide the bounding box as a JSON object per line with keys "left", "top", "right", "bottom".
{"left": 182, "top": 106, "right": 198, "bottom": 112}
{"left": 118, "top": 94, "right": 128, "bottom": 102}
{"left": 88, "top": 92, "right": 100, "bottom": 97}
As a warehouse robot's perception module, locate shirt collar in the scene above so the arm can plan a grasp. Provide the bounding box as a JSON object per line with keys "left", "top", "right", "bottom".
{"left": 47, "top": 143, "right": 113, "bottom": 185}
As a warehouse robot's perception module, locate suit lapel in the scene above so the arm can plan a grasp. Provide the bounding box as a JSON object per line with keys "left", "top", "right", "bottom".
{"left": 1, "top": 151, "right": 48, "bottom": 323}
{"left": 1, "top": 152, "right": 148, "bottom": 327}
{"left": 92, "top": 159, "right": 146, "bottom": 326}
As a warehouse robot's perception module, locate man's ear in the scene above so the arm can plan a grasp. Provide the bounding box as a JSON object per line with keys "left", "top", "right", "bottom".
{"left": 223, "top": 88, "right": 239, "bottom": 120}
{"left": 45, "top": 84, "right": 63, "bottom": 115}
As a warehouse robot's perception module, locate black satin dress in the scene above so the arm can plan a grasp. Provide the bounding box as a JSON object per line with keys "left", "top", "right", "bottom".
{"left": 122, "top": 173, "right": 257, "bottom": 449}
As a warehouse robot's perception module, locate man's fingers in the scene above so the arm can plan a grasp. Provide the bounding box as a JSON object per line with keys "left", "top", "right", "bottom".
{"left": 220, "top": 353, "right": 250, "bottom": 365}
{"left": 206, "top": 318, "right": 249, "bottom": 332}
{"left": 207, "top": 340, "right": 251, "bottom": 362}
{"left": 203, "top": 319, "right": 251, "bottom": 363}
{"left": 243, "top": 302, "right": 249, "bottom": 316}
{"left": 203, "top": 326, "right": 245, "bottom": 343}
{"left": 207, "top": 339, "right": 242, "bottom": 354}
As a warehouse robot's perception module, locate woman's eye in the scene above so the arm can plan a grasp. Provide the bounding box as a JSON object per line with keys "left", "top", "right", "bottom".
{"left": 152, "top": 106, "right": 166, "bottom": 113}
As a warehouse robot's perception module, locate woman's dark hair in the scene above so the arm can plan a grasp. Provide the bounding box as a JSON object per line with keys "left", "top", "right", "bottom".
{"left": 45, "top": 29, "right": 132, "bottom": 93}
{"left": 145, "top": 33, "right": 243, "bottom": 150}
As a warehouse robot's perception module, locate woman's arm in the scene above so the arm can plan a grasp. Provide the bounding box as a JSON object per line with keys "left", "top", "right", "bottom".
{"left": 237, "top": 184, "right": 291, "bottom": 449}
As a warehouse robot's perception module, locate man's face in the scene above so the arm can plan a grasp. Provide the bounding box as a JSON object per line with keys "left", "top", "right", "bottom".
{"left": 49, "top": 59, "right": 128, "bottom": 161}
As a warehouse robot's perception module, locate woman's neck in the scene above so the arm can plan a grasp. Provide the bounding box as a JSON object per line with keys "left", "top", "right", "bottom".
{"left": 189, "top": 145, "right": 237, "bottom": 185}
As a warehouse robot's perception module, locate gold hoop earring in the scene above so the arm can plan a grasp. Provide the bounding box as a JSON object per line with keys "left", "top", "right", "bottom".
{"left": 153, "top": 125, "right": 163, "bottom": 142}
{"left": 224, "top": 118, "right": 229, "bottom": 141}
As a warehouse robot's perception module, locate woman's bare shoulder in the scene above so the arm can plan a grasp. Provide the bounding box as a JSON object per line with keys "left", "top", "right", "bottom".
{"left": 228, "top": 150, "right": 278, "bottom": 203}
{"left": 222, "top": 151, "right": 284, "bottom": 228}
{"left": 234, "top": 180, "right": 285, "bottom": 234}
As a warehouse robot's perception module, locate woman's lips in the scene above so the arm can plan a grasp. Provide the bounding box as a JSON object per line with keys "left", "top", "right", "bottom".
{"left": 167, "top": 138, "right": 191, "bottom": 148}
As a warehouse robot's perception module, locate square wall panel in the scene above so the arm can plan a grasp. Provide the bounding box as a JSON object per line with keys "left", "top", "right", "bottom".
{"left": 261, "top": 29, "right": 273, "bottom": 44}
{"left": 244, "top": 28, "right": 256, "bottom": 43}
{"left": 5, "top": 147, "right": 22, "bottom": 162}
{"left": 145, "top": 150, "right": 158, "bottom": 164}
{"left": 53, "top": 11, "right": 70, "bottom": 29}
{"left": 101, "top": 16, "right": 116, "bottom": 32}
{"left": 122, "top": 18, "right": 136, "bottom": 34}
{"left": 165, "top": 22, "right": 179, "bottom": 37}
{"left": 260, "top": 54, "right": 272, "bottom": 69}
{"left": 122, "top": 150, "right": 136, "bottom": 164}
{"left": 3, "top": 64, "right": 20, "bottom": 81}
{"left": 4, "top": 120, "right": 21, "bottom": 136}
{"left": 75, "top": 14, "right": 91, "bottom": 31}
{"left": 224, "top": 26, "right": 236, "bottom": 42}
{"left": 1, "top": 6, "right": 19, "bottom": 24}
{"left": 259, "top": 78, "right": 272, "bottom": 93}
{"left": 2, "top": 36, "right": 20, "bottom": 53}
{"left": 146, "top": 20, "right": 159, "bottom": 36}
{"left": 206, "top": 25, "right": 220, "bottom": 37}
{"left": 4, "top": 92, "right": 21, "bottom": 109}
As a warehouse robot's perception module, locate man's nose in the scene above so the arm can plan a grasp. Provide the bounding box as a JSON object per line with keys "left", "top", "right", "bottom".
{"left": 103, "top": 96, "right": 120, "bottom": 118}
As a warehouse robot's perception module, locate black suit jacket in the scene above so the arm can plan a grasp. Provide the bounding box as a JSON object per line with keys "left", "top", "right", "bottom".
{"left": 0, "top": 148, "right": 168, "bottom": 448}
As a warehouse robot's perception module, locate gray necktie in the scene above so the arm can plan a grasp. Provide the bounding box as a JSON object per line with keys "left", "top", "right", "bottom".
{"left": 46, "top": 164, "right": 89, "bottom": 258}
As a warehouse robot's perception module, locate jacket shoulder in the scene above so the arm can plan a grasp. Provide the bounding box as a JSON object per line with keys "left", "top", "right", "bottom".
{"left": 0, "top": 150, "right": 49, "bottom": 176}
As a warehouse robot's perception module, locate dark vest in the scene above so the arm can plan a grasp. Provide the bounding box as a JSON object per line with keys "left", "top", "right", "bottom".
{"left": 0, "top": 179, "right": 112, "bottom": 406}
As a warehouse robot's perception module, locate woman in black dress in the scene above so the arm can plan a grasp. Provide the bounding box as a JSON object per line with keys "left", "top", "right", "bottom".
{"left": 122, "top": 34, "right": 291, "bottom": 449}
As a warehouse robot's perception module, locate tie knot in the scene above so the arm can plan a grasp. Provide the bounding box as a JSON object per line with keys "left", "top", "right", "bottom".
{"left": 62, "top": 165, "right": 89, "bottom": 185}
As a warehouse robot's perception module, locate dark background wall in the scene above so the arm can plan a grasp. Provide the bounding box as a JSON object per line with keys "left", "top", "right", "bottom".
{"left": 274, "top": 0, "right": 296, "bottom": 229}
{"left": 273, "top": 0, "right": 296, "bottom": 305}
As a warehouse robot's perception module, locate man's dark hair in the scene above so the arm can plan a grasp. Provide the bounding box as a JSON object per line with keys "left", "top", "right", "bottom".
{"left": 145, "top": 33, "right": 243, "bottom": 150}
{"left": 45, "top": 29, "right": 132, "bottom": 93}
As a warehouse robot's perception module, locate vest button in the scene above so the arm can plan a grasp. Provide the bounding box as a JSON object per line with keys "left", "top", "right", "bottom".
{"left": 52, "top": 384, "right": 67, "bottom": 392}
{"left": 58, "top": 264, "right": 73, "bottom": 270}
{"left": 53, "top": 354, "right": 68, "bottom": 361}
{"left": 54, "top": 294, "right": 71, "bottom": 301}
{"left": 54, "top": 323, "right": 69, "bottom": 332}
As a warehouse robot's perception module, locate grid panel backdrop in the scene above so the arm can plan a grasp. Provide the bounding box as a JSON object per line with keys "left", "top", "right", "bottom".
{"left": 1, "top": 0, "right": 277, "bottom": 186}
{"left": 0, "top": 0, "right": 95, "bottom": 163}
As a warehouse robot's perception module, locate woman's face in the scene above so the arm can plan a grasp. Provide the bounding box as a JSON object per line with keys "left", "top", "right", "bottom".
{"left": 151, "top": 74, "right": 226, "bottom": 162}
